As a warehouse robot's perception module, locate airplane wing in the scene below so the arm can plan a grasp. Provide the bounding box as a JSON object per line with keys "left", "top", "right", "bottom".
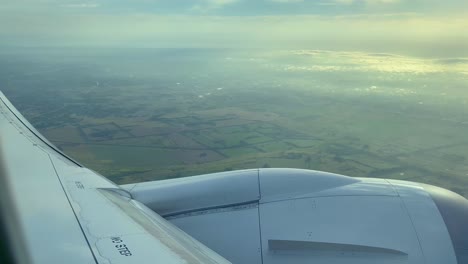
{"left": 0, "top": 90, "right": 231, "bottom": 264}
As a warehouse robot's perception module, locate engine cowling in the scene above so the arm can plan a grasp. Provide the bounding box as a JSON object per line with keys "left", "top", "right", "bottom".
{"left": 123, "top": 168, "right": 468, "bottom": 264}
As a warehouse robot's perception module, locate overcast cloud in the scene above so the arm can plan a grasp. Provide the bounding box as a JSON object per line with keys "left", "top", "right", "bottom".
{"left": 0, "top": 0, "right": 467, "bottom": 57}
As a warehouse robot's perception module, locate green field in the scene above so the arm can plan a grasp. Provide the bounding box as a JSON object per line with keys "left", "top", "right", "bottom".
{"left": 1, "top": 48, "right": 468, "bottom": 197}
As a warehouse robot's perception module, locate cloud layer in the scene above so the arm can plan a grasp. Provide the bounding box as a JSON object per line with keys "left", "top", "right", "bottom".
{"left": 0, "top": 0, "right": 467, "bottom": 57}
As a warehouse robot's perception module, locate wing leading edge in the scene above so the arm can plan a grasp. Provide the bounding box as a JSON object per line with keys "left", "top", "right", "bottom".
{"left": 0, "top": 91, "right": 231, "bottom": 264}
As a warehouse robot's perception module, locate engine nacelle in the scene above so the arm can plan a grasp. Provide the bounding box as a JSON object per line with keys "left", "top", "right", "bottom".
{"left": 122, "top": 168, "right": 468, "bottom": 264}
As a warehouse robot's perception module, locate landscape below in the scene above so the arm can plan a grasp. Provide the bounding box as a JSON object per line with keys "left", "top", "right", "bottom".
{"left": 1, "top": 47, "right": 468, "bottom": 198}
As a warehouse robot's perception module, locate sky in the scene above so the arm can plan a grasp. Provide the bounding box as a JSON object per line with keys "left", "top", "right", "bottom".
{"left": 1, "top": 0, "right": 467, "bottom": 57}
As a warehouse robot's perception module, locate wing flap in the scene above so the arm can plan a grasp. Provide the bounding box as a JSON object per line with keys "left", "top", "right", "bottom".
{"left": 0, "top": 91, "right": 231, "bottom": 264}
{"left": 0, "top": 94, "right": 98, "bottom": 264}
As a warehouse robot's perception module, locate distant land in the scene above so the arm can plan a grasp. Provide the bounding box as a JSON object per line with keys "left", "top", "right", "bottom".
{"left": 1, "top": 47, "right": 468, "bottom": 197}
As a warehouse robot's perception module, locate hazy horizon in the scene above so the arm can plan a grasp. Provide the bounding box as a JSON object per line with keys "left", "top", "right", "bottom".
{"left": 1, "top": 0, "right": 467, "bottom": 57}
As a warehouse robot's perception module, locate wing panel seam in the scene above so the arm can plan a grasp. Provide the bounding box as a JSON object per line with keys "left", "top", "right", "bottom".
{"left": 48, "top": 154, "right": 99, "bottom": 264}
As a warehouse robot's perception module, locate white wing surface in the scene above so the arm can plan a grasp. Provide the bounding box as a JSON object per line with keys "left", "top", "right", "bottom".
{"left": 0, "top": 91, "right": 231, "bottom": 264}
